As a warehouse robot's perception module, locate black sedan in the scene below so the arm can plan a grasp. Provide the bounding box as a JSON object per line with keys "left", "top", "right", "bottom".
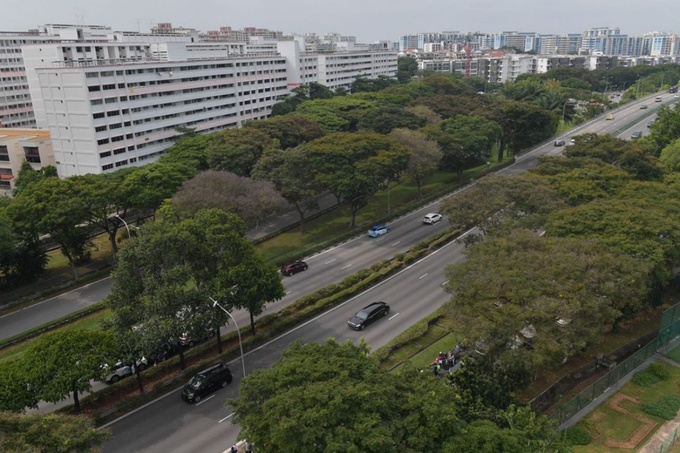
{"left": 348, "top": 302, "right": 390, "bottom": 330}
{"left": 280, "top": 260, "right": 308, "bottom": 276}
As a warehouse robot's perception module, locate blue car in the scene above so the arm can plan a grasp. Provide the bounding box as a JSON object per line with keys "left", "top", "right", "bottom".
{"left": 368, "top": 224, "right": 390, "bottom": 237}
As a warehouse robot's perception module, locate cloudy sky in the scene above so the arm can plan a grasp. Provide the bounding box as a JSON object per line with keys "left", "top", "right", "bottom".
{"left": 2, "top": 0, "right": 678, "bottom": 42}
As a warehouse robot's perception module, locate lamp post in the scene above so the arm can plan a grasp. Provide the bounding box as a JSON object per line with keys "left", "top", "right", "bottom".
{"left": 209, "top": 296, "right": 246, "bottom": 378}
{"left": 561, "top": 100, "right": 574, "bottom": 125}
{"left": 114, "top": 214, "right": 131, "bottom": 237}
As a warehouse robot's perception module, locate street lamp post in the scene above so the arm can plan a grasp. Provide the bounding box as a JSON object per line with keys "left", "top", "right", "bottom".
{"left": 208, "top": 296, "right": 246, "bottom": 378}
{"left": 114, "top": 214, "right": 131, "bottom": 237}
{"left": 561, "top": 100, "right": 573, "bottom": 125}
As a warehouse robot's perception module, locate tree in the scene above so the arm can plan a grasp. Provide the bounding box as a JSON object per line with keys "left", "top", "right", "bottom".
{"left": 229, "top": 339, "right": 463, "bottom": 452}
{"left": 206, "top": 128, "right": 278, "bottom": 177}
{"left": 565, "top": 133, "right": 663, "bottom": 181}
{"left": 164, "top": 134, "right": 213, "bottom": 170}
{"left": 443, "top": 230, "right": 652, "bottom": 371}
{"left": 490, "top": 100, "right": 557, "bottom": 160}
{"left": 425, "top": 115, "right": 501, "bottom": 177}
{"left": 11, "top": 162, "right": 57, "bottom": 196}
{"left": 397, "top": 56, "right": 418, "bottom": 83}
{"left": 439, "top": 174, "right": 565, "bottom": 237}
{"left": 0, "top": 213, "right": 47, "bottom": 288}
{"left": 301, "top": 132, "right": 410, "bottom": 227}
{"left": 244, "top": 114, "right": 325, "bottom": 149}
{"left": 0, "top": 360, "right": 39, "bottom": 412}
{"left": 0, "top": 411, "right": 110, "bottom": 453}
{"left": 6, "top": 177, "right": 91, "bottom": 281}
{"left": 252, "top": 148, "right": 321, "bottom": 232}
{"left": 351, "top": 75, "right": 399, "bottom": 93}
{"left": 22, "top": 330, "right": 119, "bottom": 413}
{"left": 660, "top": 138, "right": 680, "bottom": 173}
{"left": 109, "top": 209, "right": 284, "bottom": 363}
{"left": 171, "top": 171, "right": 286, "bottom": 227}
{"left": 120, "top": 160, "right": 197, "bottom": 214}
{"left": 295, "top": 97, "right": 379, "bottom": 133}
{"left": 71, "top": 169, "right": 135, "bottom": 260}
{"left": 356, "top": 105, "right": 426, "bottom": 134}
{"left": 389, "top": 128, "right": 442, "bottom": 198}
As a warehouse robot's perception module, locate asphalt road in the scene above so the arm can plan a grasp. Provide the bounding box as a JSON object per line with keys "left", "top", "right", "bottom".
{"left": 99, "top": 92, "right": 678, "bottom": 453}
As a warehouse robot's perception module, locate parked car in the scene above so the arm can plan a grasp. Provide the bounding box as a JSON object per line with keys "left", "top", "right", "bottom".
{"left": 348, "top": 302, "right": 390, "bottom": 330}
{"left": 554, "top": 139, "right": 565, "bottom": 147}
{"left": 368, "top": 224, "right": 390, "bottom": 238}
{"left": 181, "top": 363, "right": 232, "bottom": 403}
{"left": 280, "top": 260, "right": 308, "bottom": 276}
{"left": 605, "top": 114, "right": 614, "bottom": 120}
{"left": 103, "top": 357, "right": 148, "bottom": 384}
{"left": 423, "top": 213, "right": 443, "bottom": 224}
{"left": 569, "top": 138, "right": 576, "bottom": 146}
{"left": 631, "top": 131, "right": 643, "bottom": 139}
{"left": 640, "top": 104, "right": 648, "bottom": 109}
{"left": 647, "top": 120, "right": 655, "bottom": 128}
{"left": 656, "top": 96, "right": 662, "bottom": 102}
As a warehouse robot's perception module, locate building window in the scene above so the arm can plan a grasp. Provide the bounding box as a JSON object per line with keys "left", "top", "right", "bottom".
{"left": 102, "top": 164, "right": 114, "bottom": 171}
{"left": 100, "top": 151, "right": 111, "bottom": 158}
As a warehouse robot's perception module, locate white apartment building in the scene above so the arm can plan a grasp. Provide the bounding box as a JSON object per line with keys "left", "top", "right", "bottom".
{"left": 23, "top": 42, "right": 288, "bottom": 177}
{"left": 0, "top": 128, "right": 54, "bottom": 193}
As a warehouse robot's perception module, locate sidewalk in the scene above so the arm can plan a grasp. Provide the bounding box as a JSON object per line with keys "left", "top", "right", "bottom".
{"left": 246, "top": 192, "right": 339, "bottom": 241}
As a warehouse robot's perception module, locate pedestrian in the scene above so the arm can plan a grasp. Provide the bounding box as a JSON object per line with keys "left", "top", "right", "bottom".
{"left": 230, "top": 444, "right": 238, "bottom": 453}
{"left": 433, "top": 362, "right": 441, "bottom": 376}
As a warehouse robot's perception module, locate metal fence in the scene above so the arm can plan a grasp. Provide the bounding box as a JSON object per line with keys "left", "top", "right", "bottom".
{"left": 550, "top": 302, "right": 680, "bottom": 426}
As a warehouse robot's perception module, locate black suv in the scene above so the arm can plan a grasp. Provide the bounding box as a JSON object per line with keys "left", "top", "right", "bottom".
{"left": 181, "top": 363, "right": 232, "bottom": 403}
{"left": 280, "top": 260, "right": 308, "bottom": 276}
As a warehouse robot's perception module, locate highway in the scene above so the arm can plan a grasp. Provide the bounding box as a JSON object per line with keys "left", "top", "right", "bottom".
{"left": 98, "top": 91, "right": 678, "bottom": 453}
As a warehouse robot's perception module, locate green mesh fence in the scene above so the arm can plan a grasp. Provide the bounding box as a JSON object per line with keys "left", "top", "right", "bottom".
{"left": 652, "top": 423, "right": 680, "bottom": 453}
{"left": 550, "top": 302, "right": 680, "bottom": 426}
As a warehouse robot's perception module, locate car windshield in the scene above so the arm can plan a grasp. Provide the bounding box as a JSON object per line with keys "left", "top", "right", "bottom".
{"left": 187, "top": 376, "right": 205, "bottom": 390}
{"left": 355, "top": 310, "right": 369, "bottom": 320}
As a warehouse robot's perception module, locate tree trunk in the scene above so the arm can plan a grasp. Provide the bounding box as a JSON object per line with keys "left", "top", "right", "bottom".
{"left": 69, "top": 259, "right": 79, "bottom": 282}
{"left": 250, "top": 311, "right": 256, "bottom": 336}
{"left": 135, "top": 367, "right": 145, "bottom": 393}
{"left": 417, "top": 181, "right": 423, "bottom": 199}
{"left": 216, "top": 327, "right": 223, "bottom": 354}
{"left": 294, "top": 204, "right": 306, "bottom": 233}
{"left": 72, "top": 384, "right": 80, "bottom": 413}
{"left": 178, "top": 349, "right": 186, "bottom": 370}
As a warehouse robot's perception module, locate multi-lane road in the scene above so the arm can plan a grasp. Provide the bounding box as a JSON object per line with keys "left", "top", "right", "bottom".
{"left": 1, "top": 92, "right": 675, "bottom": 452}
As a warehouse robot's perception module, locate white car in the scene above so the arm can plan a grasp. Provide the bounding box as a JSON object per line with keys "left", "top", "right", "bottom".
{"left": 423, "top": 213, "right": 443, "bottom": 224}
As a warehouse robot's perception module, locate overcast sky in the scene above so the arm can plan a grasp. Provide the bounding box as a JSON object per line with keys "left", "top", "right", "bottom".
{"left": 2, "top": 0, "right": 678, "bottom": 42}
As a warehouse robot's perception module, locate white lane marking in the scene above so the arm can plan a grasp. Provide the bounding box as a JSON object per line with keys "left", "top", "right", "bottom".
{"left": 441, "top": 280, "right": 449, "bottom": 286}
{"left": 392, "top": 241, "right": 401, "bottom": 246}
{"left": 419, "top": 273, "right": 428, "bottom": 279}
{"left": 389, "top": 312, "right": 400, "bottom": 320}
{"left": 219, "top": 413, "right": 235, "bottom": 423}
{"left": 341, "top": 264, "right": 352, "bottom": 270}
{"left": 324, "top": 259, "right": 336, "bottom": 264}
{"left": 285, "top": 290, "right": 292, "bottom": 295}
{"left": 195, "top": 395, "right": 215, "bottom": 406}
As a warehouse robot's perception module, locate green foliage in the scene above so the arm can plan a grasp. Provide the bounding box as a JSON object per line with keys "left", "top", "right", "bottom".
{"left": 632, "top": 363, "right": 671, "bottom": 387}
{"left": 11, "top": 162, "right": 58, "bottom": 196}
{"left": 206, "top": 128, "right": 277, "bottom": 177}
{"left": 641, "top": 395, "right": 680, "bottom": 420}
{"left": 244, "top": 114, "right": 325, "bottom": 149}
{"left": 659, "top": 138, "right": 680, "bottom": 173}
{"left": 397, "top": 56, "right": 418, "bottom": 84}
{"left": 564, "top": 426, "right": 591, "bottom": 445}
{"left": 0, "top": 411, "right": 110, "bottom": 453}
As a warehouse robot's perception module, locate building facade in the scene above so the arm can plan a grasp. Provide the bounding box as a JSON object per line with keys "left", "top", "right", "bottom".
{"left": 0, "top": 128, "right": 54, "bottom": 193}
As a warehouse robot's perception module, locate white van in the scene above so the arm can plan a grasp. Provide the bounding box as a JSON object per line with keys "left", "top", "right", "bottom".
{"left": 656, "top": 96, "right": 663, "bottom": 102}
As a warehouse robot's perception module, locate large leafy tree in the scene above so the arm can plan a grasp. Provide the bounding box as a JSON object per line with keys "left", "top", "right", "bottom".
{"left": 6, "top": 177, "right": 91, "bottom": 281}
{"left": 564, "top": 133, "right": 663, "bottom": 181}
{"left": 0, "top": 360, "right": 39, "bottom": 412}
{"left": 170, "top": 171, "right": 286, "bottom": 227}
{"left": 294, "top": 97, "right": 379, "bottom": 133}
{"left": 229, "top": 339, "right": 463, "bottom": 452}
{"left": 659, "top": 137, "right": 680, "bottom": 173}
{"left": 252, "top": 148, "right": 321, "bottom": 232}
{"left": 11, "top": 162, "right": 57, "bottom": 196}
{"left": 389, "top": 128, "right": 442, "bottom": 198}
{"left": 21, "top": 330, "right": 119, "bottom": 413}
{"left": 443, "top": 230, "right": 652, "bottom": 370}
{"left": 490, "top": 100, "right": 557, "bottom": 160}
{"left": 0, "top": 411, "right": 110, "bottom": 453}
{"left": 206, "top": 128, "right": 278, "bottom": 177}
{"left": 120, "top": 160, "right": 197, "bottom": 214}
{"left": 396, "top": 56, "right": 418, "bottom": 83}
{"left": 244, "top": 114, "right": 325, "bottom": 150}
{"left": 109, "top": 209, "right": 284, "bottom": 363}
{"left": 301, "top": 132, "right": 410, "bottom": 227}
{"left": 424, "top": 115, "right": 501, "bottom": 176}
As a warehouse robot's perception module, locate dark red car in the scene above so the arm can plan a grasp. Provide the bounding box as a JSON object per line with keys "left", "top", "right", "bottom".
{"left": 280, "top": 260, "right": 308, "bottom": 276}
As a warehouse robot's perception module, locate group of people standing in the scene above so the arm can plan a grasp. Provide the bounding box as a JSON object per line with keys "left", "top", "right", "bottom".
{"left": 432, "top": 344, "right": 462, "bottom": 376}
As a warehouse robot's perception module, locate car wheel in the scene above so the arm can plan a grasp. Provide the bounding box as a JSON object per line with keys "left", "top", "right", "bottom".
{"left": 137, "top": 363, "right": 147, "bottom": 372}
{"left": 303, "top": 265, "right": 308, "bottom": 271}
{"left": 187, "top": 340, "right": 195, "bottom": 347}
{"left": 384, "top": 309, "right": 389, "bottom": 316}
{"left": 110, "top": 375, "right": 120, "bottom": 384}
{"left": 194, "top": 395, "right": 201, "bottom": 403}
{"left": 221, "top": 380, "right": 228, "bottom": 388}
{"left": 360, "top": 324, "right": 365, "bottom": 330}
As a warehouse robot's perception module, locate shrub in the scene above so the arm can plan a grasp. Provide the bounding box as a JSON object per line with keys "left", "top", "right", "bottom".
{"left": 641, "top": 395, "right": 680, "bottom": 420}
{"left": 632, "top": 363, "right": 671, "bottom": 387}
{"left": 564, "top": 426, "right": 591, "bottom": 445}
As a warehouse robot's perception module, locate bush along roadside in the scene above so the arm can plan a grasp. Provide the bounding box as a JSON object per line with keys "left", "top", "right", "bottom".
{"left": 57, "top": 227, "right": 464, "bottom": 425}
